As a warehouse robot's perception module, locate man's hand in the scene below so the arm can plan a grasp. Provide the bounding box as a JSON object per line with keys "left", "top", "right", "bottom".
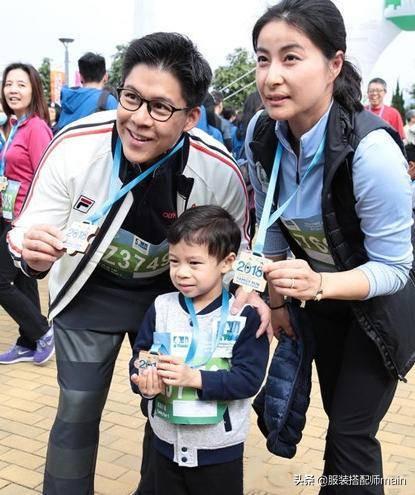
{"left": 270, "top": 305, "right": 295, "bottom": 339}
{"left": 131, "top": 367, "right": 165, "bottom": 398}
{"left": 231, "top": 287, "right": 272, "bottom": 339}
{"left": 157, "top": 355, "right": 202, "bottom": 389}
{"left": 22, "top": 225, "right": 65, "bottom": 272}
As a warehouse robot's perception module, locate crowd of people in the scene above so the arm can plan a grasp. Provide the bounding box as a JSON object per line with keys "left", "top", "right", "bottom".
{"left": 0, "top": 0, "right": 415, "bottom": 494}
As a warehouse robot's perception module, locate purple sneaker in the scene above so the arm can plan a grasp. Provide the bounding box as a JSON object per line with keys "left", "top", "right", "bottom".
{"left": 0, "top": 345, "right": 35, "bottom": 364}
{"left": 34, "top": 328, "right": 55, "bottom": 365}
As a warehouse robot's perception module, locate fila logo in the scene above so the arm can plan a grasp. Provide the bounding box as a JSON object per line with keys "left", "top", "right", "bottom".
{"left": 74, "top": 195, "right": 95, "bottom": 213}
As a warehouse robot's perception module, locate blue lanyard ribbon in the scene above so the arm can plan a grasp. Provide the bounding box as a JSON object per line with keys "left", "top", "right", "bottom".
{"left": 184, "top": 289, "right": 230, "bottom": 368}
{"left": 0, "top": 115, "right": 27, "bottom": 176}
{"left": 86, "top": 137, "right": 185, "bottom": 224}
{"left": 253, "top": 132, "right": 326, "bottom": 255}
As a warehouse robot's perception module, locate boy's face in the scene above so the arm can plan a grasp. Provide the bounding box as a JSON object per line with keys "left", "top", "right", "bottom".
{"left": 169, "top": 241, "right": 235, "bottom": 307}
{"left": 116, "top": 64, "right": 200, "bottom": 167}
{"left": 408, "top": 161, "right": 415, "bottom": 181}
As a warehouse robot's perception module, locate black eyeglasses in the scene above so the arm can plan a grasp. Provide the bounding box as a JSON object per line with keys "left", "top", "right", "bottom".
{"left": 117, "top": 87, "right": 189, "bottom": 122}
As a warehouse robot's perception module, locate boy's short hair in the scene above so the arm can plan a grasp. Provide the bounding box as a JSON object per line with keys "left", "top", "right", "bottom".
{"left": 167, "top": 206, "right": 241, "bottom": 261}
{"left": 122, "top": 32, "right": 212, "bottom": 108}
{"left": 78, "top": 52, "right": 106, "bottom": 83}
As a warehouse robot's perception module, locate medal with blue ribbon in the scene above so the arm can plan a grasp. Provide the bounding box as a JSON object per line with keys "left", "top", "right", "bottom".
{"left": 184, "top": 289, "right": 230, "bottom": 368}
{"left": 233, "top": 131, "right": 327, "bottom": 293}
{"left": 63, "top": 136, "right": 185, "bottom": 254}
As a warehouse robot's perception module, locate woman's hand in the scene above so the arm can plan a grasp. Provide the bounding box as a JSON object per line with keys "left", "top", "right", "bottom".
{"left": 157, "top": 355, "right": 202, "bottom": 389}
{"left": 264, "top": 259, "right": 322, "bottom": 302}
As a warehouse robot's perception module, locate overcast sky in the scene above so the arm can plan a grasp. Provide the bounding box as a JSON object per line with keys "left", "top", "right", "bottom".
{"left": 1, "top": 0, "right": 414, "bottom": 104}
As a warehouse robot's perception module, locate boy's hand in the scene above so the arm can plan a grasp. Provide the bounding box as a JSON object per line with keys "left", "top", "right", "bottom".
{"left": 157, "top": 355, "right": 202, "bottom": 389}
{"left": 131, "top": 367, "right": 164, "bottom": 397}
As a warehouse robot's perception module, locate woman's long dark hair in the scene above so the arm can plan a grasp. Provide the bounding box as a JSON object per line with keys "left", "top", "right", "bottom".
{"left": 252, "top": 0, "right": 363, "bottom": 112}
{"left": 1, "top": 63, "right": 51, "bottom": 126}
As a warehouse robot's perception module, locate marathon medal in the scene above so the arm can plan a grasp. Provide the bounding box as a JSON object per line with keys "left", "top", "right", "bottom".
{"left": 134, "top": 351, "right": 160, "bottom": 375}
{"left": 232, "top": 250, "right": 270, "bottom": 293}
{"left": 0, "top": 176, "right": 8, "bottom": 192}
{"left": 63, "top": 221, "right": 99, "bottom": 255}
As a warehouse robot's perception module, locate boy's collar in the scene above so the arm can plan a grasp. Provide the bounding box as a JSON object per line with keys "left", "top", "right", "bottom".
{"left": 178, "top": 292, "right": 223, "bottom": 315}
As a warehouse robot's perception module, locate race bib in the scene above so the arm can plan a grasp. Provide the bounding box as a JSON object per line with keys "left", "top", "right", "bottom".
{"left": 155, "top": 357, "right": 230, "bottom": 425}
{"left": 281, "top": 215, "right": 336, "bottom": 271}
{"left": 99, "top": 228, "right": 169, "bottom": 279}
{"left": 1, "top": 179, "right": 20, "bottom": 221}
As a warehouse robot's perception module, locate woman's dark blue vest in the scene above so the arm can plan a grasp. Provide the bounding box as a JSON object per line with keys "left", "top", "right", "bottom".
{"left": 250, "top": 101, "right": 415, "bottom": 379}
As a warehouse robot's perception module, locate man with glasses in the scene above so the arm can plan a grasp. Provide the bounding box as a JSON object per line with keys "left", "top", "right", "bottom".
{"left": 366, "top": 77, "right": 405, "bottom": 139}
{"left": 8, "top": 33, "right": 264, "bottom": 495}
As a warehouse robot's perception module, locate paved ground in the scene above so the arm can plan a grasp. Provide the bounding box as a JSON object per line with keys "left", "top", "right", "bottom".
{"left": 0, "top": 279, "right": 414, "bottom": 494}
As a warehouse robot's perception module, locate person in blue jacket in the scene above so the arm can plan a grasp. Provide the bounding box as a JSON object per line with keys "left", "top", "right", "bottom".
{"left": 54, "top": 52, "right": 117, "bottom": 133}
{"left": 247, "top": 1, "right": 414, "bottom": 494}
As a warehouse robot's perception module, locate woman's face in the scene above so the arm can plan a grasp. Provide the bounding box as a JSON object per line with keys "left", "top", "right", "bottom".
{"left": 255, "top": 20, "right": 343, "bottom": 138}
{"left": 3, "top": 68, "right": 33, "bottom": 118}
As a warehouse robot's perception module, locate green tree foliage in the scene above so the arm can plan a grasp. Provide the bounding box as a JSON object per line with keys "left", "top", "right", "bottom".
{"left": 408, "top": 83, "right": 415, "bottom": 111}
{"left": 212, "top": 48, "right": 256, "bottom": 110}
{"left": 391, "top": 80, "right": 405, "bottom": 120}
{"left": 38, "top": 57, "right": 51, "bottom": 105}
{"left": 108, "top": 44, "right": 128, "bottom": 88}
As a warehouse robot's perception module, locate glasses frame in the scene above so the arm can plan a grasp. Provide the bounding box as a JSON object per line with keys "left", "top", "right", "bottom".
{"left": 117, "top": 87, "right": 190, "bottom": 122}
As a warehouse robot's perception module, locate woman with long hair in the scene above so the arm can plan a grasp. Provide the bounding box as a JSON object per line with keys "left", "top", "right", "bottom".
{"left": 247, "top": 1, "right": 414, "bottom": 493}
{"left": 0, "top": 63, "right": 54, "bottom": 365}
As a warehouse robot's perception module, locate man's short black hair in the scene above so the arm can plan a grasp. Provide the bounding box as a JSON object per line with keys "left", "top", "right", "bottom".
{"left": 122, "top": 32, "right": 212, "bottom": 108}
{"left": 222, "top": 106, "right": 236, "bottom": 120}
{"left": 167, "top": 206, "right": 241, "bottom": 261}
{"left": 78, "top": 52, "right": 106, "bottom": 83}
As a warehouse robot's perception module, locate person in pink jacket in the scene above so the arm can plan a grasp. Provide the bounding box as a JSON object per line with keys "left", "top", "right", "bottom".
{"left": 0, "top": 63, "right": 54, "bottom": 365}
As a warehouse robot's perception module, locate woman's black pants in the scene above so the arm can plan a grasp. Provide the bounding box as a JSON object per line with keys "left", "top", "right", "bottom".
{"left": 308, "top": 301, "right": 398, "bottom": 495}
{"left": 0, "top": 221, "right": 48, "bottom": 349}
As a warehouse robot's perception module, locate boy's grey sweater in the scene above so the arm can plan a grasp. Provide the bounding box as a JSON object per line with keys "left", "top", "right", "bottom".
{"left": 133, "top": 291, "right": 269, "bottom": 467}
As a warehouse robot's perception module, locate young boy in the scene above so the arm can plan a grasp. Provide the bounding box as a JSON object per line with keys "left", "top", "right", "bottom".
{"left": 130, "top": 205, "right": 269, "bottom": 495}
